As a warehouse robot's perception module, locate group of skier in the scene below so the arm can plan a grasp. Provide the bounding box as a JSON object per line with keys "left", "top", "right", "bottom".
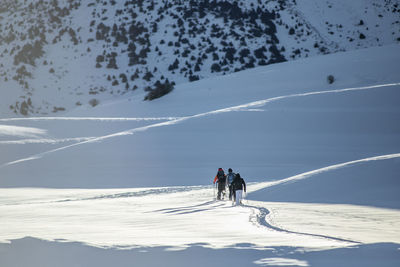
{"left": 213, "top": 168, "right": 246, "bottom": 205}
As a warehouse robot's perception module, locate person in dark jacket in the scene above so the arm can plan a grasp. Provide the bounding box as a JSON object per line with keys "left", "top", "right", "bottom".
{"left": 226, "top": 168, "right": 235, "bottom": 200}
{"left": 232, "top": 173, "right": 246, "bottom": 205}
{"left": 213, "top": 168, "right": 226, "bottom": 200}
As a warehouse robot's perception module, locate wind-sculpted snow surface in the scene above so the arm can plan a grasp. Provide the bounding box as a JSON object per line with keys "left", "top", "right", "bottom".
{"left": 0, "top": 125, "right": 47, "bottom": 138}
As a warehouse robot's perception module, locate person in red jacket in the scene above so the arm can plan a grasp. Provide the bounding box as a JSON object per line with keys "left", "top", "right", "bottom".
{"left": 213, "top": 168, "right": 226, "bottom": 200}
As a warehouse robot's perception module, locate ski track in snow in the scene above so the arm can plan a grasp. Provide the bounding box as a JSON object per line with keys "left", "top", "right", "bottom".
{"left": 2, "top": 186, "right": 209, "bottom": 207}
{"left": 247, "top": 204, "right": 360, "bottom": 244}
{"left": 1, "top": 81, "right": 399, "bottom": 169}
{"left": 0, "top": 137, "right": 96, "bottom": 145}
{"left": 4, "top": 153, "right": 399, "bottom": 246}
{"left": 243, "top": 153, "right": 400, "bottom": 243}
{"left": 0, "top": 117, "right": 181, "bottom": 122}
{"left": 1, "top": 153, "right": 399, "bottom": 247}
{"left": 248, "top": 153, "right": 400, "bottom": 192}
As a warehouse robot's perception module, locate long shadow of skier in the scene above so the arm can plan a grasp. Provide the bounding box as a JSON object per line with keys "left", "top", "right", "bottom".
{"left": 149, "top": 200, "right": 226, "bottom": 215}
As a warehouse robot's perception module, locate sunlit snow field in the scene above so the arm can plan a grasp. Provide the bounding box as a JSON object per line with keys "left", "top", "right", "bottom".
{"left": 1, "top": 45, "right": 400, "bottom": 266}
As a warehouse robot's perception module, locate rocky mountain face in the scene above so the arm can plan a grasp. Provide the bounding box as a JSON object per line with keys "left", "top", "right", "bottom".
{"left": 0, "top": 0, "right": 399, "bottom": 116}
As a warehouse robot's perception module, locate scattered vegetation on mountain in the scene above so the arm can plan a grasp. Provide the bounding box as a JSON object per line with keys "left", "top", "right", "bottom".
{"left": 0, "top": 0, "right": 399, "bottom": 114}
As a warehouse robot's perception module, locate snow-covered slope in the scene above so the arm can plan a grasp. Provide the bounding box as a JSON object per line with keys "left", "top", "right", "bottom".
{"left": 1, "top": 44, "right": 399, "bottom": 188}
{"left": 1, "top": 0, "right": 399, "bottom": 116}
{"left": 0, "top": 43, "right": 400, "bottom": 266}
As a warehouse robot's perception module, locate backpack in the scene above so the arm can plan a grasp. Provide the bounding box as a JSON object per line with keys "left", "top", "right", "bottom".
{"left": 233, "top": 177, "right": 243, "bottom": 191}
{"left": 217, "top": 170, "right": 226, "bottom": 183}
{"left": 227, "top": 172, "right": 235, "bottom": 184}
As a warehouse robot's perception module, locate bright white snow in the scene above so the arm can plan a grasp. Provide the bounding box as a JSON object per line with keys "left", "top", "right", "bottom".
{"left": 1, "top": 45, "right": 400, "bottom": 266}
{"left": 0, "top": 125, "right": 47, "bottom": 139}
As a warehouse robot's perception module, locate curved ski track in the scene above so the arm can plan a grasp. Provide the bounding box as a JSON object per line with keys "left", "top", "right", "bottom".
{"left": 246, "top": 203, "right": 360, "bottom": 245}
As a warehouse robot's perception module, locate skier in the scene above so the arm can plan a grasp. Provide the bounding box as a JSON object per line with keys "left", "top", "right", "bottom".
{"left": 232, "top": 173, "right": 246, "bottom": 205}
{"left": 213, "top": 168, "right": 226, "bottom": 200}
{"left": 226, "top": 168, "right": 236, "bottom": 200}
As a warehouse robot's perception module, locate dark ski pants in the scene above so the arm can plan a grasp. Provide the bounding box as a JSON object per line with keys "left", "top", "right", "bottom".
{"left": 217, "top": 183, "right": 226, "bottom": 200}
{"left": 228, "top": 185, "right": 234, "bottom": 200}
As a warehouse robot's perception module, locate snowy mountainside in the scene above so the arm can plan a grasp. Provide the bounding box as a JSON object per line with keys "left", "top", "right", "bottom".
{"left": 1, "top": 44, "right": 399, "bottom": 188}
{"left": 0, "top": 39, "right": 400, "bottom": 267}
{"left": 0, "top": 0, "right": 399, "bottom": 116}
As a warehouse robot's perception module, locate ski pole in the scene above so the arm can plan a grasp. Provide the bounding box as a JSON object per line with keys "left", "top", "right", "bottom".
{"left": 213, "top": 182, "right": 216, "bottom": 200}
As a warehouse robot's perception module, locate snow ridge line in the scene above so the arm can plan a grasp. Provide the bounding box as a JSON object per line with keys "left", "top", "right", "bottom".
{"left": 0, "top": 117, "right": 181, "bottom": 122}
{"left": 1, "top": 82, "right": 399, "bottom": 168}
{"left": 247, "top": 204, "right": 360, "bottom": 245}
{"left": 285, "top": 0, "right": 340, "bottom": 51}
{"left": 0, "top": 137, "right": 95, "bottom": 145}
